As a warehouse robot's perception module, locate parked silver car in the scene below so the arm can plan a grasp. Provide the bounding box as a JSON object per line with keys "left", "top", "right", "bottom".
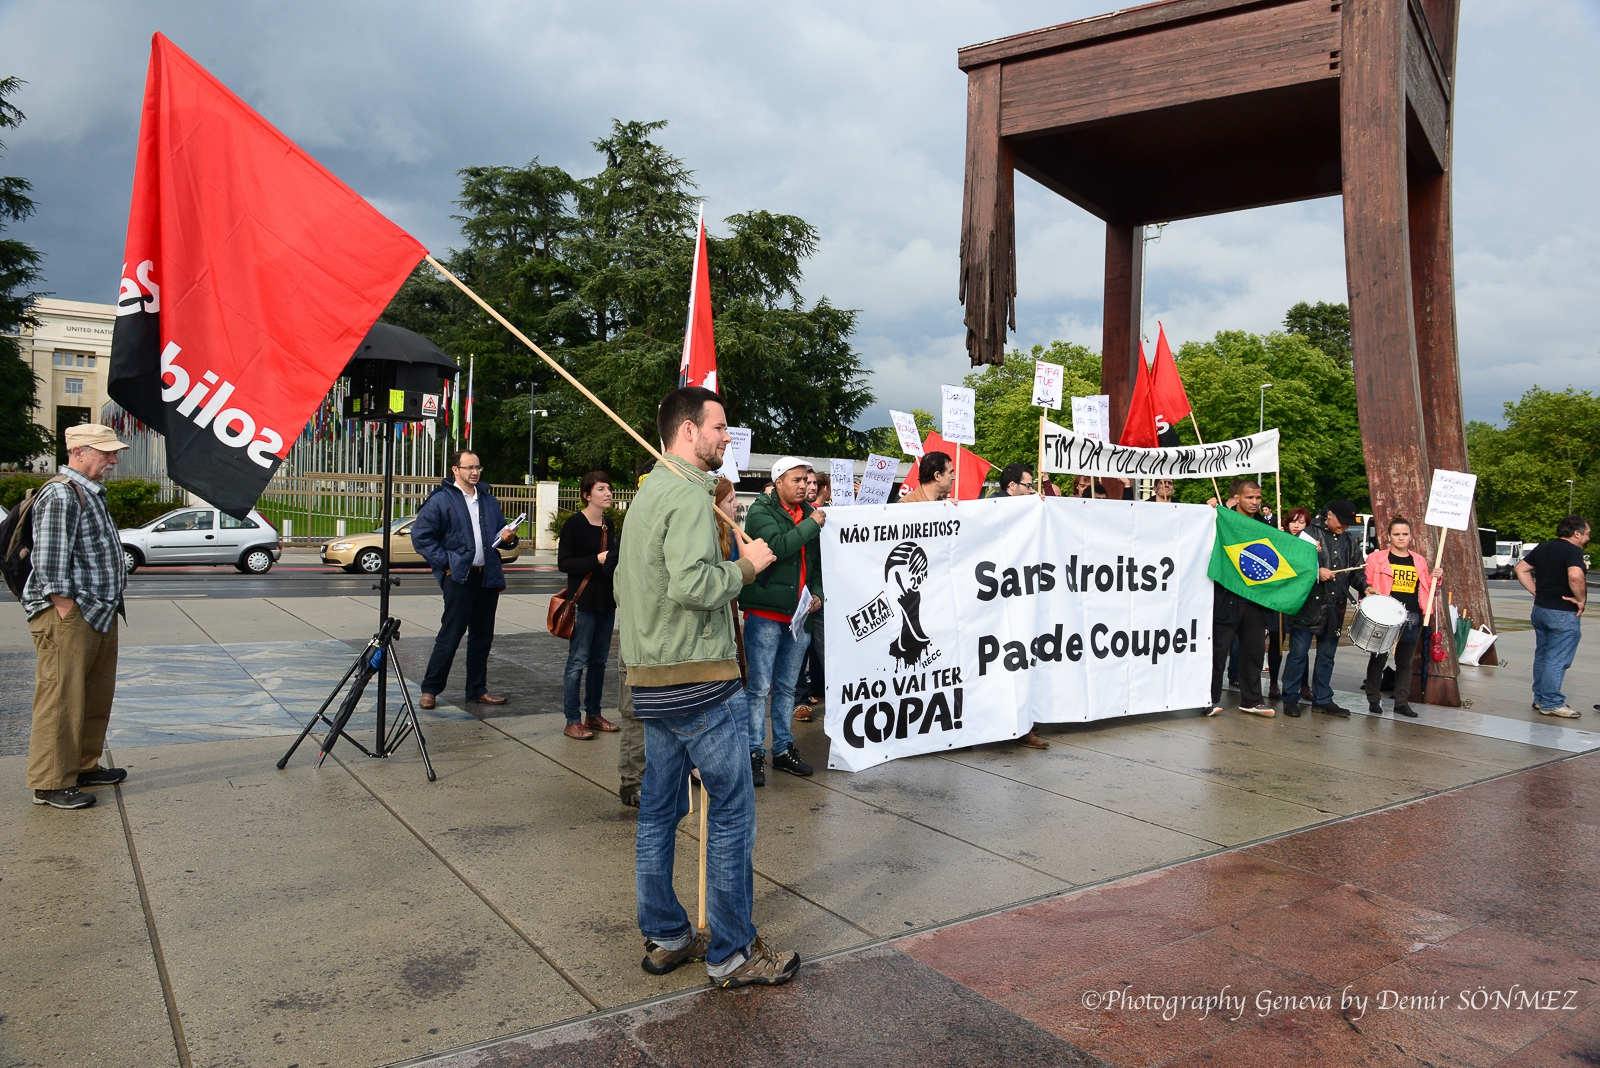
{"left": 120, "top": 507, "right": 282, "bottom": 574}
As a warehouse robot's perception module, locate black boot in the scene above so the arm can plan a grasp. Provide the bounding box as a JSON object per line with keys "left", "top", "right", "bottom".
{"left": 751, "top": 750, "right": 766, "bottom": 787}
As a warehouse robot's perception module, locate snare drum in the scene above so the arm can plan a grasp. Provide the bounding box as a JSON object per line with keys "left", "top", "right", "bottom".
{"left": 1349, "top": 594, "right": 1408, "bottom": 655}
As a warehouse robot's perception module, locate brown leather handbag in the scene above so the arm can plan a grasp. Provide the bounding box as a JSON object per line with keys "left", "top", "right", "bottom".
{"left": 547, "top": 526, "right": 607, "bottom": 639}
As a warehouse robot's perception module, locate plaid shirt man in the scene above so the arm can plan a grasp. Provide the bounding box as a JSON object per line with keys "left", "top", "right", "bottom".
{"left": 21, "top": 467, "right": 127, "bottom": 632}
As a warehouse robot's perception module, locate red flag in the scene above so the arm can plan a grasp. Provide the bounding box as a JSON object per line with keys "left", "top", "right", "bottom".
{"left": 679, "top": 208, "right": 718, "bottom": 391}
{"left": 899, "top": 431, "right": 993, "bottom": 501}
{"left": 1118, "top": 342, "right": 1161, "bottom": 448}
{"left": 110, "top": 34, "right": 426, "bottom": 516}
{"left": 1149, "top": 323, "right": 1191, "bottom": 446}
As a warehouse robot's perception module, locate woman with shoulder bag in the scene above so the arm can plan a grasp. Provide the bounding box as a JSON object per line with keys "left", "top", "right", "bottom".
{"left": 1361, "top": 515, "right": 1436, "bottom": 718}
{"left": 557, "top": 471, "right": 620, "bottom": 740}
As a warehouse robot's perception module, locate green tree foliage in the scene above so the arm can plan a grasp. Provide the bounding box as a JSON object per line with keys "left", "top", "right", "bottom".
{"left": 1467, "top": 387, "right": 1600, "bottom": 541}
{"left": 0, "top": 77, "right": 54, "bottom": 465}
{"left": 383, "top": 120, "right": 872, "bottom": 484}
{"left": 1171, "top": 330, "right": 1367, "bottom": 510}
{"left": 1283, "top": 301, "right": 1351, "bottom": 369}
{"left": 960, "top": 341, "right": 1100, "bottom": 478}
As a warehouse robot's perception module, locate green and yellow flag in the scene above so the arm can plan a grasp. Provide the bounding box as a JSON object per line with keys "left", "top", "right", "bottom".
{"left": 1207, "top": 506, "right": 1320, "bottom": 614}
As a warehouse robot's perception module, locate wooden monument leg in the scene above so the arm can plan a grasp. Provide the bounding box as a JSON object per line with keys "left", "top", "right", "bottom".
{"left": 1344, "top": 0, "right": 1462, "bottom": 705}
{"left": 1102, "top": 222, "right": 1142, "bottom": 442}
{"left": 959, "top": 63, "right": 1015, "bottom": 367}
{"left": 1410, "top": 168, "right": 1497, "bottom": 667}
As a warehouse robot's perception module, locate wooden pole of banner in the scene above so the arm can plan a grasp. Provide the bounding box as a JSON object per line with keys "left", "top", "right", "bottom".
{"left": 1422, "top": 528, "right": 1448, "bottom": 627}
{"left": 1187, "top": 413, "right": 1224, "bottom": 503}
{"left": 696, "top": 777, "right": 709, "bottom": 932}
{"left": 425, "top": 255, "right": 751, "bottom": 546}
{"left": 1037, "top": 415, "right": 1047, "bottom": 498}
{"left": 954, "top": 444, "right": 962, "bottom": 503}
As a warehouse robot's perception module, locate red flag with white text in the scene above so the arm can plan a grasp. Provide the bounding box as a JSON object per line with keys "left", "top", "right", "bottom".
{"left": 1149, "top": 323, "right": 1190, "bottom": 447}
{"left": 678, "top": 209, "right": 718, "bottom": 391}
{"left": 109, "top": 33, "right": 426, "bottom": 516}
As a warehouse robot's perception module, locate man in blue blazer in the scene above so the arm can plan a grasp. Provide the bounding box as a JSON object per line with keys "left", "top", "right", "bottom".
{"left": 412, "top": 450, "right": 520, "bottom": 709}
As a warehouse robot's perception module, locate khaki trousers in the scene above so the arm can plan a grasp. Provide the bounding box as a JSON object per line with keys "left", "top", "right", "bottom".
{"left": 27, "top": 607, "right": 118, "bottom": 790}
{"left": 617, "top": 661, "right": 645, "bottom": 793}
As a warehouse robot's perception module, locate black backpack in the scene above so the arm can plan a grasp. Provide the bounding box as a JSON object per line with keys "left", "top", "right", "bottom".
{"left": 1, "top": 476, "right": 88, "bottom": 600}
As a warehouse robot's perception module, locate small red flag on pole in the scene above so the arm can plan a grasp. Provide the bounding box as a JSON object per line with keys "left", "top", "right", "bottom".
{"left": 679, "top": 207, "right": 718, "bottom": 392}
{"left": 1149, "top": 323, "right": 1191, "bottom": 447}
{"left": 1118, "top": 341, "right": 1161, "bottom": 449}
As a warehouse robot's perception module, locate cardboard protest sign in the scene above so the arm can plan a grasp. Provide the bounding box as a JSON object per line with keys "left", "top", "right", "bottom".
{"left": 830, "top": 458, "right": 857, "bottom": 506}
{"left": 856, "top": 453, "right": 899, "bottom": 506}
{"left": 716, "top": 426, "right": 752, "bottom": 483}
{"left": 1070, "top": 395, "right": 1111, "bottom": 441}
{"left": 889, "top": 411, "right": 924, "bottom": 457}
{"left": 1424, "top": 469, "right": 1478, "bottom": 531}
{"left": 1032, "top": 361, "right": 1064, "bottom": 410}
{"left": 941, "top": 384, "right": 976, "bottom": 446}
{"left": 820, "top": 495, "right": 1215, "bottom": 770}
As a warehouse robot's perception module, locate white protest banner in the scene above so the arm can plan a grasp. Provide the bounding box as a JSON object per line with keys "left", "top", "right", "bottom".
{"left": 855, "top": 453, "right": 899, "bottom": 506}
{"left": 941, "top": 384, "right": 976, "bottom": 446}
{"left": 715, "top": 426, "right": 753, "bottom": 483}
{"left": 889, "top": 410, "right": 924, "bottom": 457}
{"left": 1042, "top": 419, "right": 1279, "bottom": 479}
{"left": 1423, "top": 469, "right": 1478, "bottom": 531}
{"left": 1070, "top": 394, "right": 1111, "bottom": 441}
{"left": 1032, "top": 360, "right": 1064, "bottom": 410}
{"left": 830, "top": 458, "right": 857, "bottom": 506}
{"left": 821, "top": 495, "right": 1214, "bottom": 770}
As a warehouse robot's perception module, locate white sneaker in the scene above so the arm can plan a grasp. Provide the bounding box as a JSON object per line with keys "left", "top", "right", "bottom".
{"left": 1537, "top": 706, "right": 1581, "bottom": 719}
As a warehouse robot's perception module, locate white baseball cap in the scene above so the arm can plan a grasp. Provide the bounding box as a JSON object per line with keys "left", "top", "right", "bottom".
{"left": 771, "top": 455, "right": 811, "bottom": 481}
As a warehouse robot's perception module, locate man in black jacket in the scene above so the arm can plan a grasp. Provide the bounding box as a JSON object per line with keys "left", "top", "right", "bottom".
{"left": 1281, "top": 499, "right": 1363, "bottom": 718}
{"left": 412, "top": 450, "right": 519, "bottom": 709}
{"left": 1210, "top": 480, "right": 1276, "bottom": 717}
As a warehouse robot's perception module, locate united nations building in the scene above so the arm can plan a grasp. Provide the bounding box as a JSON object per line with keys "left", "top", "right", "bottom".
{"left": 5, "top": 296, "right": 115, "bottom": 471}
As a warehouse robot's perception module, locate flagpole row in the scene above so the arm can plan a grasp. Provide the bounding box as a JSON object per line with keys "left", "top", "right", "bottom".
{"left": 425, "top": 255, "right": 752, "bottom": 546}
{"left": 1186, "top": 412, "right": 1224, "bottom": 503}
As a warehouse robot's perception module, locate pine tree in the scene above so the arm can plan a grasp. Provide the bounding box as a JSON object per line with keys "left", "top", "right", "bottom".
{"left": 0, "top": 77, "right": 54, "bottom": 465}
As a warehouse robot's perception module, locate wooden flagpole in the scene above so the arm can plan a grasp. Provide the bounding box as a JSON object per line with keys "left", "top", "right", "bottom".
{"left": 1422, "top": 529, "right": 1448, "bottom": 627}
{"left": 697, "top": 777, "right": 709, "bottom": 933}
{"left": 1037, "top": 415, "right": 1047, "bottom": 498}
{"left": 426, "top": 255, "right": 751, "bottom": 545}
{"left": 954, "top": 444, "right": 961, "bottom": 503}
{"left": 1187, "top": 412, "right": 1224, "bottom": 503}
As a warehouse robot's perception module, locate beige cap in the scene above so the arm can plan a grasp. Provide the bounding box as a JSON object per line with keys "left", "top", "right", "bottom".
{"left": 64, "top": 423, "right": 130, "bottom": 452}
{"left": 772, "top": 455, "right": 811, "bottom": 481}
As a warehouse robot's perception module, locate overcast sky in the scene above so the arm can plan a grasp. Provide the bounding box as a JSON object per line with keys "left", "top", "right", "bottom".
{"left": 2, "top": 0, "right": 1596, "bottom": 429}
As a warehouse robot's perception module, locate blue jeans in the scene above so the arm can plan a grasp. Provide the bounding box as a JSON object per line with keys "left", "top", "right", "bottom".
{"left": 742, "top": 613, "right": 812, "bottom": 757}
{"left": 562, "top": 609, "right": 613, "bottom": 724}
{"left": 1283, "top": 625, "right": 1339, "bottom": 705}
{"left": 1531, "top": 606, "right": 1583, "bottom": 711}
{"left": 636, "top": 695, "right": 757, "bottom": 969}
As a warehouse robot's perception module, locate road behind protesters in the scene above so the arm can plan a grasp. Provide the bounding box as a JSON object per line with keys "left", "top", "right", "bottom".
{"left": 1515, "top": 514, "right": 1590, "bottom": 718}
{"left": 557, "top": 471, "right": 621, "bottom": 739}
{"left": 412, "top": 450, "right": 519, "bottom": 710}
{"left": 20, "top": 424, "right": 130, "bottom": 810}
{"left": 616, "top": 386, "right": 799, "bottom": 989}
{"left": 1281, "top": 500, "right": 1363, "bottom": 718}
{"left": 741, "top": 457, "right": 825, "bottom": 783}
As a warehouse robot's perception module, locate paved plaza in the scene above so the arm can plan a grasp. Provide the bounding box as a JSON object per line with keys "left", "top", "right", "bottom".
{"left": 1, "top": 561, "right": 1595, "bottom": 1067}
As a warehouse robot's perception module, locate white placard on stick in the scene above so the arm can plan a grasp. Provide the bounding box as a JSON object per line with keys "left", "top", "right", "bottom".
{"left": 856, "top": 453, "right": 898, "bottom": 506}
{"left": 1424, "top": 469, "right": 1478, "bottom": 531}
{"left": 941, "top": 385, "right": 976, "bottom": 446}
{"left": 1070, "top": 395, "right": 1111, "bottom": 442}
{"left": 1032, "top": 361, "right": 1064, "bottom": 410}
{"left": 889, "top": 410, "right": 924, "bottom": 457}
{"left": 715, "top": 426, "right": 753, "bottom": 483}
{"left": 829, "top": 458, "right": 857, "bottom": 506}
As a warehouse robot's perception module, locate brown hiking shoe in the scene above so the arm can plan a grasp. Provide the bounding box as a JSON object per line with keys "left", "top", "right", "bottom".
{"left": 710, "top": 937, "right": 800, "bottom": 989}
{"left": 641, "top": 927, "right": 710, "bottom": 975}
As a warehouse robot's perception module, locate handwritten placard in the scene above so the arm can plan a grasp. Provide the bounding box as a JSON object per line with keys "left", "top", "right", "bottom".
{"left": 1032, "top": 361, "right": 1064, "bottom": 410}
{"left": 1424, "top": 469, "right": 1478, "bottom": 531}
{"left": 856, "top": 453, "right": 899, "bottom": 506}
{"left": 829, "top": 458, "right": 856, "bottom": 506}
{"left": 889, "top": 410, "right": 924, "bottom": 457}
{"left": 716, "top": 426, "right": 753, "bottom": 483}
{"left": 1070, "top": 395, "right": 1111, "bottom": 442}
{"left": 941, "top": 385, "right": 976, "bottom": 446}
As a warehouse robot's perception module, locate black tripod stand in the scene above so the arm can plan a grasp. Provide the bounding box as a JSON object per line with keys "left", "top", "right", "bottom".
{"left": 277, "top": 418, "right": 436, "bottom": 781}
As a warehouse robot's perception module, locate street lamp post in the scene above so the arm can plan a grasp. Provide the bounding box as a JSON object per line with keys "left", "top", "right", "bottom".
{"left": 526, "top": 388, "right": 549, "bottom": 484}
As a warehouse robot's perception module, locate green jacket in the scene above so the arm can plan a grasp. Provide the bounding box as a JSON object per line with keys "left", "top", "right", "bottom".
{"left": 739, "top": 489, "right": 823, "bottom": 628}
{"left": 616, "top": 456, "right": 756, "bottom": 687}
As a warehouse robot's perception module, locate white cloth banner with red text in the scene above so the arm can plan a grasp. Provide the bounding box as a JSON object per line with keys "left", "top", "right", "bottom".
{"left": 820, "top": 495, "right": 1215, "bottom": 771}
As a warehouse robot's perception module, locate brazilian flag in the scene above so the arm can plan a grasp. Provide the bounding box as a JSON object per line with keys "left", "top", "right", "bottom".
{"left": 1207, "top": 506, "right": 1320, "bottom": 613}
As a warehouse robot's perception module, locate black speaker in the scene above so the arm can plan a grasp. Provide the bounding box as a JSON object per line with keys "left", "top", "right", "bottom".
{"left": 343, "top": 358, "right": 445, "bottom": 422}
